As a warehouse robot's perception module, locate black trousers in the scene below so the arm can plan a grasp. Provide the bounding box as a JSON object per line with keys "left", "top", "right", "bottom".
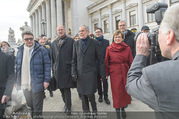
{"left": 97, "top": 76, "right": 108, "bottom": 98}
{"left": 0, "top": 88, "right": 6, "bottom": 119}
{"left": 81, "top": 94, "right": 97, "bottom": 113}
{"left": 60, "top": 88, "right": 71, "bottom": 109}
{"left": 23, "top": 89, "right": 44, "bottom": 118}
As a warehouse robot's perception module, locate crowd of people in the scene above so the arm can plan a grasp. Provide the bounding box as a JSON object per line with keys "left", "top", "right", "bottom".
{"left": 0, "top": 3, "right": 179, "bottom": 119}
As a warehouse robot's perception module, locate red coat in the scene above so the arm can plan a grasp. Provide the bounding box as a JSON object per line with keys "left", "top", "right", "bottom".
{"left": 105, "top": 42, "right": 133, "bottom": 108}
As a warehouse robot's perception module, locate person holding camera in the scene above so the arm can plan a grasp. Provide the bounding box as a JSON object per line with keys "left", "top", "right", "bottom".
{"left": 126, "top": 4, "right": 179, "bottom": 119}
{"left": 105, "top": 30, "right": 133, "bottom": 119}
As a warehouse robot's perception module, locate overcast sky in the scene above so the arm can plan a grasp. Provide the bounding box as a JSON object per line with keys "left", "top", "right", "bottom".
{"left": 0, "top": 0, "right": 30, "bottom": 42}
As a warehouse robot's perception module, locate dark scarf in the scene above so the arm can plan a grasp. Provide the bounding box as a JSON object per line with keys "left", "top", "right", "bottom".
{"left": 58, "top": 34, "right": 66, "bottom": 46}
{"left": 81, "top": 36, "right": 89, "bottom": 49}
{"left": 95, "top": 35, "right": 104, "bottom": 46}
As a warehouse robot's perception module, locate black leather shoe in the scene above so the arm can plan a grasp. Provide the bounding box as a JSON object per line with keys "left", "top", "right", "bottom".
{"left": 64, "top": 105, "right": 67, "bottom": 113}
{"left": 98, "top": 96, "right": 103, "bottom": 103}
{"left": 49, "top": 91, "right": 53, "bottom": 97}
{"left": 66, "top": 109, "right": 71, "bottom": 116}
{"left": 104, "top": 98, "right": 110, "bottom": 105}
{"left": 121, "top": 109, "right": 126, "bottom": 119}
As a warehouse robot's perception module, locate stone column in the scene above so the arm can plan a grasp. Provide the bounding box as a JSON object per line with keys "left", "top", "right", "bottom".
{"left": 71, "top": 0, "right": 79, "bottom": 34}
{"left": 88, "top": 14, "right": 92, "bottom": 32}
{"left": 98, "top": 10, "right": 102, "bottom": 28}
{"left": 32, "top": 14, "right": 36, "bottom": 37}
{"left": 46, "top": 0, "right": 51, "bottom": 38}
{"left": 109, "top": 5, "right": 113, "bottom": 34}
{"left": 35, "top": 11, "right": 39, "bottom": 38}
{"left": 64, "top": 0, "right": 68, "bottom": 30}
{"left": 30, "top": 16, "right": 33, "bottom": 32}
{"left": 121, "top": 0, "right": 126, "bottom": 21}
{"left": 38, "top": 7, "right": 42, "bottom": 36}
{"left": 56, "top": 0, "right": 63, "bottom": 25}
{"left": 51, "top": 0, "right": 57, "bottom": 38}
{"left": 138, "top": 0, "right": 144, "bottom": 30}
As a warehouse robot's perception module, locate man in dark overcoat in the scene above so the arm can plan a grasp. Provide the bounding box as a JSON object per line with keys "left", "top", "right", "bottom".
{"left": 118, "top": 20, "right": 135, "bottom": 57}
{"left": 0, "top": 49, "right": 14, "bottom": 119}
{"left": 51, "top": 25, "right": 75, "bottom": 116}
{"left": 94, "top": 28, "right": 110, "bottom": 104}
{"left": 71, "top": 25, "right": 106, "bottom": 117}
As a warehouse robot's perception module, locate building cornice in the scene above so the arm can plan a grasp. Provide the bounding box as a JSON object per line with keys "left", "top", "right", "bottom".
{"left": 112, "top": 9, "right": 122, "bottom": 15}
{"left": 88, "top": 0, "right": 118, "bottom": 14}
{"left": 126, "top": 3, "right": 138, "bottom": 10}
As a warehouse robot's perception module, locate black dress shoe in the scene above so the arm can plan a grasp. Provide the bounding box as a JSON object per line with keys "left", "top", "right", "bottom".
{"left": 98, "top": 96, "right": 103, "bottom": 102}
{"left": 49, "top": 91, "right": 53, "bottom": 97}
{"left": 104, "top": 98, "right": 110, "bottom": 105}
{"left": 121, "top": 109, "right": 126, "bottom": 119}
{"left": 66, "top": 109, "right": 71, "bottom": 116}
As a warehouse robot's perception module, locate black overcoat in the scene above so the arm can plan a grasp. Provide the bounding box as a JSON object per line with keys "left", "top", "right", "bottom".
{"left": 72, "top": 36, "right": 106, "bottom": 95}
{"left": 51, "top": 36, "right": 76, "bottom": 88}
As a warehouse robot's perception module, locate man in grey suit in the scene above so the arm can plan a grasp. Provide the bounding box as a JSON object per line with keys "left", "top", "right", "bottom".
{"left": 72, "top": 25, "right": 106, "bottom": 118}
{"left": 126, "top": 4, "right": 179, "bottom": 119}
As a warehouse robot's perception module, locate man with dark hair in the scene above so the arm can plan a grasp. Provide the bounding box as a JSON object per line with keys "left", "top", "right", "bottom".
{"left": 16, "top": 31, "right": 51, "bottom": 118}
{"left": 0, "top": 49, "right": 14, "bottom": 119}
{"left": 72, "top": 25, "right": 106, "bottom": 118}
{"left": 95, "top": 28, "right": 110, "bottom": 105}
{"left": 126, "top": 4, "right": 179, "bottom": 119}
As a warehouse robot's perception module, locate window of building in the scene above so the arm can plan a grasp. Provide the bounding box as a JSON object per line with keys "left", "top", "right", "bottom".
{"left": 104, "top": 20, "right": 109, "bottom": 33}
{"left": 115, "top": 16, "right": 120, "bottom": 30}
{"left": 94, "top": 23, "right": 98, "bottom": 31}
{"left": 129, "top": 11, "right": 136, "bottom": 27}
{"left": 147, "top": 13, "right": 155, "bottom": 23}
{"left": 170, "top": 0, "right": 179, "bottom": 5}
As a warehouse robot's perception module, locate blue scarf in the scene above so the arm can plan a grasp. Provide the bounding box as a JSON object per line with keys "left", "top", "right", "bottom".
{"left": 95, "top": 35, "right": 104, "bottom": 46}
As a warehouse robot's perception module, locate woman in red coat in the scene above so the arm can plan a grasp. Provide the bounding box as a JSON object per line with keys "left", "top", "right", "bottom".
{"left": 105, "top": 30, "right": 133, "bottom": 119}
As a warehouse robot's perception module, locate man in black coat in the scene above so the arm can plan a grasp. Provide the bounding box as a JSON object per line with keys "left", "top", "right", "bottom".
{"left": 51, "top": 25, "right": 75, "bottom": 116}
{"left": 72, "top": 25, "right": 106, "bottom": 117}
{"left": 0, "top": 49, "right": 14, "bottom": 118}
{"left": 94, "top": 28, "right": 110, "bottom": 105}
{"left": 118, "top": 20, "right": 135, "bottom": 57}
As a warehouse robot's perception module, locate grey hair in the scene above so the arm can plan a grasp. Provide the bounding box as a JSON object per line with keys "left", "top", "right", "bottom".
{"left": 79, "top": 25, "right": 89, "bottom": 31}
{"left": 160, "top": 3, "right": 179, "bottom": 41}
{"left": 118, "top": 20, "right": 126, "bottom": 25}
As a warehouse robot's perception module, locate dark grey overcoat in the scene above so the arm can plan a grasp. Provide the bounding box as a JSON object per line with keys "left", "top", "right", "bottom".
{"left": 51, "top": 36, "right": 76, "bottom": 88}
{"left": 71, "top": 36, "right": 106, "bottom": 95}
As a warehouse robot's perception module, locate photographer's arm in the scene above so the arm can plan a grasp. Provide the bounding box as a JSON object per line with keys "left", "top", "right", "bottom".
{"left": 126, "top": 33, "right": 158, "bottom": 109}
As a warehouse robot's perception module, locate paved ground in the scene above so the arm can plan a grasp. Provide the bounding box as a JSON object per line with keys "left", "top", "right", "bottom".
{"left": 6, "top": 80, "right": 155, "bottom": 119}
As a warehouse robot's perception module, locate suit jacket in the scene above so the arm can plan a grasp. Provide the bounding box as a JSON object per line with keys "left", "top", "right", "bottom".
{"left": 72, "top": 36, "right": 106, "bottom": 95}
{"left": 126, "top": 51, "right": 179, "bottom": 119}
{"left": 124, "top": 30, "right": 135, "bottom": 57}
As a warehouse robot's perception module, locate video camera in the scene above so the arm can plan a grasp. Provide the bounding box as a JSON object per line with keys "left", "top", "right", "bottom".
{"left": 134, "top": 2, "right": 168, "bottom": 65}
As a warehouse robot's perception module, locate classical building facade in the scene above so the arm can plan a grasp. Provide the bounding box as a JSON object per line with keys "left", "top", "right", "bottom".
{"left": 27, "top": 0, "right": 178, "bottom": 39}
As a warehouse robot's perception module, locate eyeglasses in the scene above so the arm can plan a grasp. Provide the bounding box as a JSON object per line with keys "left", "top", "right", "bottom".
{"left": 95, "top": 31, "right": 101, "bottom": 33}
{"left": 114, "top": 36, "right": 122, "bottom": 39}
{"left": 119, "top": 24, "right": 126, "bottom": 27}
{"left": 24, "top": 38, "right": 34, "bottom": 41}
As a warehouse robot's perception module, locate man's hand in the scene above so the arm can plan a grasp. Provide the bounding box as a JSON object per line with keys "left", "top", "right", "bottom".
{"left": 43, "top": 82, "right": 49, "bottom": 90}
{"left": 136, "top": 33, "right": 150, "bottom": 57}
{"left": 1, "top": 95, "right": 10, "bottom": 104}
{"left": 72, "top": 75, "right": 77, "bottom": 82}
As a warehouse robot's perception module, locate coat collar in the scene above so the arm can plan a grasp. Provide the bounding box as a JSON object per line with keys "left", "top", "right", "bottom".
{"left": 172, "top": 50, "right": 179, "bottom": 60}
